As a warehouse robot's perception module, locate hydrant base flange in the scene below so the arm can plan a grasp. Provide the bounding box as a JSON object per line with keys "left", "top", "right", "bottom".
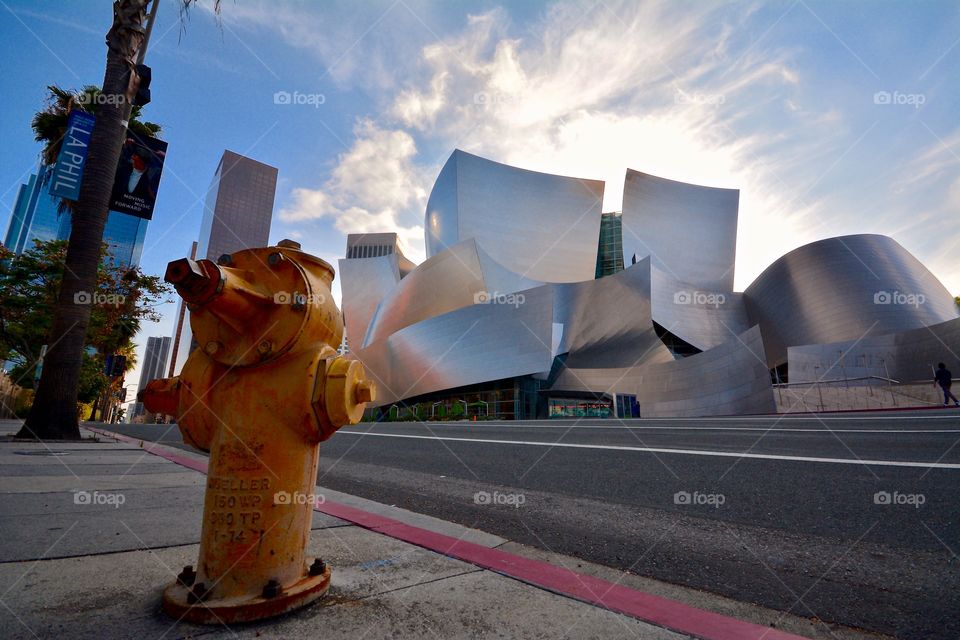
{"left": 161, "top": 565, "right": 332, "bottom": 624}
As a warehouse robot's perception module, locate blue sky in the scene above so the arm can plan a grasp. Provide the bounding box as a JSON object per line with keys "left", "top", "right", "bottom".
{"left": 1, "top": 0, "right": 959, "bottom": 401}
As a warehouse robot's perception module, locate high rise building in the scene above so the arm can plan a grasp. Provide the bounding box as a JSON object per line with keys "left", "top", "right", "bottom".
{"left": 58, "top": 209, "right": 148, "bottom": 267}
{"left": 196, "top": 150, "right": 277, "bottom": 261}
{"left": 3, "top": 164, "right": 149, "bottom": 267}
{"left": 4, "top": 165, "right": 62, "bottom": 253}
{"left": 130, "top": 336, "right": 171, "bottom": 419}
{"left": 171, "top": 151, "right": 277, "bottom": 374}
{"left": 595, "top": 212, "right": 624, "bottom": 278}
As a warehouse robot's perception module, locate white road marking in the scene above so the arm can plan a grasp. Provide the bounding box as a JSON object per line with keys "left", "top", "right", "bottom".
{"left": 501, "top": 414, "right": 960, "bottom": 422}
{"left": 339, "top": 431, "right": 960, "bottom": 469}
{"left": 366, "top": 425, "right": 960, "bottom": 433}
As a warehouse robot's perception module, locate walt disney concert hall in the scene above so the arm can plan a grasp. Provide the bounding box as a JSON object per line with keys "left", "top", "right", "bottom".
{"left": 340, "top": 150, "right": 960, "bottom": 419}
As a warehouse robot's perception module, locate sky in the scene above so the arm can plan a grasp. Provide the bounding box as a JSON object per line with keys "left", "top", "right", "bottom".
{"left": 1, "top": 0, "right": 959, "bottom": 410}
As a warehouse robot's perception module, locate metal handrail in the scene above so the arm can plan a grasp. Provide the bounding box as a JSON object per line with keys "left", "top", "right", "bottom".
{"left": 773, "top": 375, "right": 899, "bottom": 387}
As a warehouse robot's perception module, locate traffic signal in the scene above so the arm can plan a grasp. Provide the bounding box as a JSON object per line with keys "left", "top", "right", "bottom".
{"left": 133, "top": 64, "right": 151, "bottom": 107}
{"left": 109, "top": 355, "right": 126, "bottom": 377}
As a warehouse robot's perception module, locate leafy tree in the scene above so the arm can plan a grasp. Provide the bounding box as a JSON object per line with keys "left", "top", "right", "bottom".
{"left": 1, "top": 240, "right": 169, "bottom": 423}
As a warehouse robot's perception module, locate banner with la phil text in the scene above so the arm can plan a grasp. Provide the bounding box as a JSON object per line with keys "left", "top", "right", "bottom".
{"left": 49, "top": 109, "right": 96, "bottom": 201}
{"left": 109, "top": 129, "right": 167, "bottom": 220}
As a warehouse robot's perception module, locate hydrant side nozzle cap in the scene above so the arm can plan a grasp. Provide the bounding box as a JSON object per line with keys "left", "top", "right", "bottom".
{"left": 165, "top": 258, "right": 223, "bottom": 306}
{"left": 164, "top": 257, "right": 205, "bottom": 285}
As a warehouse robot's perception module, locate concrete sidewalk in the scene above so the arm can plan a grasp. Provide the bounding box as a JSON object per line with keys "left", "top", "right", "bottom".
{"left": 0, "top": 421, "right": 857, "bottom": 640}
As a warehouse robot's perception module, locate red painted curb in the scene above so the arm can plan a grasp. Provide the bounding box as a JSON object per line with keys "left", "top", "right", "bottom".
{"left": 86, "top": 426, "right": 807, "bottom": 640}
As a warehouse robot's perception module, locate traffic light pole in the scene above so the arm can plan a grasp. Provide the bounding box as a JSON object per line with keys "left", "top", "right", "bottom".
{"left": 137, "top": 0, "right": 159, "bottom": 65}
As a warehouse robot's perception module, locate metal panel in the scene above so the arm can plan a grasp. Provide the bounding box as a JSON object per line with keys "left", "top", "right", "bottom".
{"left": 744, "top": 234, "right": 960, "bottom": 367}
{"left": 355, "top": 285, "right": 555, "bottom": 405}
{"left": 787, "top": 316, "right": 960, "bottom": 383}
{"left": 552, "top": 258, "right": 673, "bottom": 368}
{"left": 650, "top": 265, "right": 748, "bottom": 351}
{"left": 425, "top": 150, "right": 604, "bottom": 283}
{"left": 621, "top": 169, "right": 739, "bottom": 292}
{"left": 337, "top": 254, "right": 401, "bottom": 350}
{"left": 363, "top": 238, "right": 542, "bottom": 348}
{"left": 553, "top": 326, "right": 776, "bottom": 417}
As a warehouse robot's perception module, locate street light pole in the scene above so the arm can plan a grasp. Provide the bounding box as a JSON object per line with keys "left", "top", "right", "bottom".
{"left": 137, "top": 0, "right": 160, "bottom": 65}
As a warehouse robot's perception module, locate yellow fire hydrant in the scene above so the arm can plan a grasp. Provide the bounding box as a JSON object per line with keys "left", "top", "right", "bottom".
{"left": 140, "top": 240, "right": 375, "bottom": 623}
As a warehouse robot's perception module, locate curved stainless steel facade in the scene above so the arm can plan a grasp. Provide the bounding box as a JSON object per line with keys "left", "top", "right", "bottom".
{"left": 634, "top": 326, "right": 775, "bottom": 417}
{"left": 338, "top": 150, "right": 957, "bottom": 418}
{"left": 552, "top": 258, "right": 673, "bottom": 369}
{"left": 337, "top": 253, "right": 401, "bottom": 351}
{"left": 621, "top": 169, "right": 739, "bottom": 292}
{"left": 744, "top": 234, "right": 959, "bottom": 367}
{"left": 363, "top": 238, "right": 542, "bottom": 348}
{"left": 358, "top": 284, "right": 556, "bottom": 405}
{"left": 787, "top": 316, "right": 960, "bottom": 383}
{"left": 425, "top": 150, "right": 604, "bottom": 283}
{"left": 552, "top": 326, "right": 775, "bottom": 417}
{"left": 650, "top": 265, "right": 749, "bottom": 351}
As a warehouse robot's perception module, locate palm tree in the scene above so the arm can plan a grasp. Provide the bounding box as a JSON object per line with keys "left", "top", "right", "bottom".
{"left": 17, "top": 1, "right": 153, "bottom": 440}
{"left": 17, "top": 0, "right": 223, "bottom": 440}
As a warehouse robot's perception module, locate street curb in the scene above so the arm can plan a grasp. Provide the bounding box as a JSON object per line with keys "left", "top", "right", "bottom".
{"left": 85, "top": 426, "right": 808, "bottom": 640}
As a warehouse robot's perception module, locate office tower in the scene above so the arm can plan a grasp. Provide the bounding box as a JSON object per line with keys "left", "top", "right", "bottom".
{"left": 57, "top": 210, "right": 149, "bottom": 267}
{"left": 196, "top": 150, "right": 277, "bottom": 261}
{"left": 4, "top": 164, "right": 149, "bottom": 267}
{"left": 171, "top": 151, "right": 277, "bottom": 375}
{"left": 131, "top": 336, "right": 171, "bottom": 419}
{"left": 4, "top": 165, "right": 62, "bottom": 253}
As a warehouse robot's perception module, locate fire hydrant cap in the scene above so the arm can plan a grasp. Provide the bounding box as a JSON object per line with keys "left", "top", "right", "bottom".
{"left": 321, "top": 357, "right": 376, "bottom": 429}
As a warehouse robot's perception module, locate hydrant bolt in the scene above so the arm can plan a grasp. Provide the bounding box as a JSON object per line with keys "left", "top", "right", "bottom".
{"left": 262, "top": 579, "right": 283, "bottom": 599}
{"left": 309, "top": 559, "right": 326, "bottom": 576}
{"left": 188, "top": 582, "right": 209, "bottom": 604}
{"left": 177, "top": 565, "right": 196, "bottom": 587}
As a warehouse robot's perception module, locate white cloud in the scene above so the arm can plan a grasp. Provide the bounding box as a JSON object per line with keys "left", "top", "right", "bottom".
{"left": 360, "top": 1, "right": 828, "bottom": 288}
{"left": 266, "top": 0, "right": 954, "bottom": 292}
{"left": 278, "top": 120, "right": 426, "bottom": 259}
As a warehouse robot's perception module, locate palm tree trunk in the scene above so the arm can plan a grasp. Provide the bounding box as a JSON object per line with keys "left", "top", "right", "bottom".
{"left": 18, "top": 0, "right": 150, "bottom": 440}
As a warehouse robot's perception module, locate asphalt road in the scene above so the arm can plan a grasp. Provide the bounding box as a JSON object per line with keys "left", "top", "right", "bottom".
{"left": 111, "top": 410, "right": 960, "bottom": 639}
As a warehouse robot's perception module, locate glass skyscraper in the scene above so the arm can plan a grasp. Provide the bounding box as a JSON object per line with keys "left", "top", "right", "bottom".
{"left": 130, "top": 335, "right": 172, "bottom": 419}
{"left": 3, "top": 164, "right": 149, "bottom": 267}
{"left": 58, "top": 209, "right": 148, "bottom": 268}
{"left": 594, "top": 211, "right": 624, "bottom": 278}
{"left": 4, "top": 165, "right": 62, "bottom": 254}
